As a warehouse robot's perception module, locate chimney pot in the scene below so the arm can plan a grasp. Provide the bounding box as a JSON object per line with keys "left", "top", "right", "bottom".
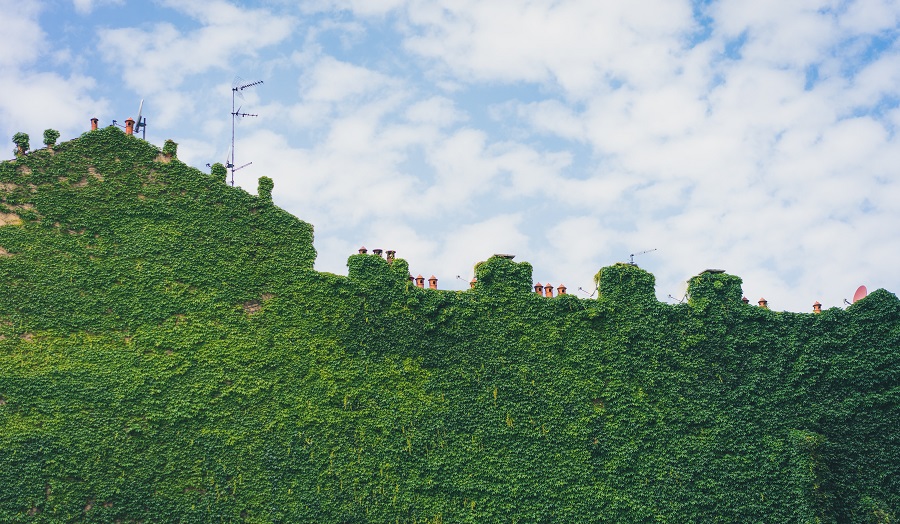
{"left": 415, "top": 275, "right": 425, "bottom": 288}
{"left": 557, "top": 284, "right": 567, "bottom": 295}
{"left": 544, "top": 283, "right": 553, "bottom": 297}
{"left": 125, "top": 117, "right": 135, "bottom": 135}
{"left": 470, "top": 277, "right": 477, "bottom": 289}
{"left": 372, "top": 248, "right": 383, "bottom": 257}
{"left": 386, "top": 250, "right": 396, "bottom": 262}
{"left": 534, "top": 282, "right": 544, "bottom": 294}
{"left": 758, "top": 298, "right": 768, "bottom": 309}
{"left": 813, "top": 301, "right": 822, "bottom": 314}
{"left": 358, "top": 246, "right": 368, "bottom": 254}
{"left": 90, "top": 117, "right": 98, "bottom": 131}
{"left": 428, "top": 275, "right": 438, "bottom": 290}
{"left": 741, "top": 296, "right": 749, "bottom": 304}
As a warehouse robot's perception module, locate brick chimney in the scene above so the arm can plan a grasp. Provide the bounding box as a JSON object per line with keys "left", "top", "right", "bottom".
{"left": 125, "top": 117, "right": 135, "bottom": 135}
{"left": 758, "top": 298, "right": 768, "bottom": 309}
{"left": 358, "top": 246, "right": 367, "bottom": 254}
{"left": 470, "top": 278, "right": 477, "bottom": 288}
{"left": 544, "top": 283, "right": 553, "bottom": 297}
{"left": 557, "top": 284, "right": 567, "bottom": 295}
{"left": 372, "top": 248, "right": 383, "bottom": 258}
{"left": 813, "top": 301, "right": 822, "bottom": 314}
{"left": 90, "top": 118, "right": 98, "bottom": 131}
{"left": 386, "top": 250, "right": 396, "bottom": 263}
{"left": 428, "top": 275, "right": 438, "bottom": 290}
{"left": 741, "top": 296, "right": 749, "bottom": 305}
{"left": 534, "top": 282, "right": 543, "bottom": 294}
{"left": 415, "top": 275, "right": 425, "bottom": 288}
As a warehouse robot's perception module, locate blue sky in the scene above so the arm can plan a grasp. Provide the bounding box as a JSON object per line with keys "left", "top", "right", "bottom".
{"left": 3, "top": 0, "right": 900, "bottom": 311}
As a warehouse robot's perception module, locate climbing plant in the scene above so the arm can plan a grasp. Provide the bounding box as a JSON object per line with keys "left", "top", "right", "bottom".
{"left": 42, "top": 129, "right": 60, "bottom": 148}
{"left": 0, "top": 127, "right": 896, "bottom": 522}
{"left": 11, "top": 132, "right": 29, "bottom": 155}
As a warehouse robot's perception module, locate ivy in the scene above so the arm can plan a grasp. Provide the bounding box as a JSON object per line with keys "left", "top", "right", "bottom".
{"left": 42, "top": 129, "right": 60, "bottom": 148}
{"left": 11, "top": 132, "right": 29, "bottom": 156}
{"left": 0, "top": 128, "right": 897, "bottom": 522}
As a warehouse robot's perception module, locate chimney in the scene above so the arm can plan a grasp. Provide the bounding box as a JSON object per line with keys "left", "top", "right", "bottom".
{"left": 358, "top": 246, "right": 368, "bottom": 254}
{"left": 741, "top": 296, "right": 749, "bottom": 305}
{"left": 90, "top": 118, "right": 98, "bottom": 131}
{"left": 372, "top": 248, "right": 383, "bottom": 258}
{"left": 544, "top": 283, "right": 553, "bottom": 298}
{"left": 415, "top": 275, "right": 425, "bottom": 288}
{"left": 470, "top": 277, "right": 477, "bottom": 289}
{"left": 758, "top": 298, "right": 768, "bottom": 309}
{"left": 557, "top": 284, "right": 567, "bottom": 295}
{"left": 386, "top": 250, "right": 396, "bottom": 263}
{"left": 428, "top": 275, "right": 438, "bottom": 290}
{"left": 534, "top": 282, "right": 544, "bottom": 294}
{"left": 125, "top": 117, "right": 135, "bottom": 135}
{"left": 813, "top": 301, "right": 822, "bottom": 314}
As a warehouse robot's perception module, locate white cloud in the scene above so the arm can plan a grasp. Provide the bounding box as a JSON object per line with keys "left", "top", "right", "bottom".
{"left": 72, "top": 0, "right": 123, "bottom": 15}
{"left": 0, "top": 0, "right": 45, "bottom": 68}
{"left": 97, "top": 2, "right": 295, "bottom": 93}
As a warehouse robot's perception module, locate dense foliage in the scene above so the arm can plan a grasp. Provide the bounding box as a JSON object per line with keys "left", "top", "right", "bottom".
{"left": 42, "top": 130, "right": 60, "bottom": 149}
{"left": 0, "top": 128, "right": 897, "bottom": 522}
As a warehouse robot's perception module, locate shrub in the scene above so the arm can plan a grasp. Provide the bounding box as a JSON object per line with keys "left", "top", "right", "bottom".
{"left": 43, "top": 129, "right": 60, "bottom": 148}
{"left": 12, "top": 132, "right": 29, "bottom": 155}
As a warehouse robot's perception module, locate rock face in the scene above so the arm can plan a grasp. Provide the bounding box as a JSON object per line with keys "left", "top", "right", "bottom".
{"left": 0, "top": 127, "right": 897, "bottom": 522}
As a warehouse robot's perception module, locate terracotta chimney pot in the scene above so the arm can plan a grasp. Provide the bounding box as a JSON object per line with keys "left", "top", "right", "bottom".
{"left": 813, "top": 301, "right": 822, "bottom": 314}
{"left": 358, "top": 246, "right": 368, "bottom": 254}
{"left": 125, "top": 117, "right": 135, "bottom": 135}
{"left": 758, "top": 298, "right": 768, "bottom": 309}
{"left": 544, "top": 283, "right": 553, "bottom": 298}
{"left": 386, "top": 250, "right": 396, "bottom": 263}
{"left": 428, "top": 275, "right": 438, "bottom": 290}
{"left": 557, "top": 284, "right": 567, "bottom": 295}
{"left": 372, "top": 248, "right": 383, "bottom": 257}
{"left": 90, "top": 118, "right": 98, "bottom": 131}
{"left": 470, "top": 278, "right": 477, "bottom": 289}
{"left": 534, "top": 282, "right": 544, "bottom": 294}
{"left": 741, "top": 296, "right": 749, "bottom": 305}
{"left": 415, "top": 275, "right": 425, "bottom": 288}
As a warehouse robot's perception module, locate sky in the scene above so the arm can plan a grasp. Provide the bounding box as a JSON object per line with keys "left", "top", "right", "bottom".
{"left": 2, "top": 0, "right": 899, "bottom": 312}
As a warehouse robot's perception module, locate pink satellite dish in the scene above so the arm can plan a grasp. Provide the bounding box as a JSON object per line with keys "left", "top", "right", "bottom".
{"left": 852, "top": 285, "right": 868, "bottom": 303}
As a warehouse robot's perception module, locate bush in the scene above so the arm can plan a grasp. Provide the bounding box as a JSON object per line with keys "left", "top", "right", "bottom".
{"left": 43, "top": 129, "right": 60, "bottom": 148}
{"left": 12, "top": 132, "right": 29, "bottom": 155}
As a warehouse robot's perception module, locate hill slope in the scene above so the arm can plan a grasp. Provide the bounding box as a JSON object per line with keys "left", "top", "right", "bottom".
{"left": 0, "top": 128, "right": 897, "bottom": 522}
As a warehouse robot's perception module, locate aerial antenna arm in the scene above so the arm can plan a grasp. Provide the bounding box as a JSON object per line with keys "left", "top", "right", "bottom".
{"left": 629, "top": 248, "right": 657, "bottom": 265}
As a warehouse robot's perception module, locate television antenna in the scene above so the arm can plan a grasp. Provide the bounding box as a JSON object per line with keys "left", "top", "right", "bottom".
{"left": 228, "top": 76, "right": 263, "bottom": 186}
{"left": 578, "top": 286, "right": 597, "bottom": 298}
{"left": 628, "top": 248, "right": 657, "bottom": 266}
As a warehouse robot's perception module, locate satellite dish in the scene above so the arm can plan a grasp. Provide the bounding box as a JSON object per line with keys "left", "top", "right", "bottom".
{"left": 853, "top": 285, "right": 868, "bottom": 303}
{"left": 134, "top": 99, "right": 146, "bottom": 139}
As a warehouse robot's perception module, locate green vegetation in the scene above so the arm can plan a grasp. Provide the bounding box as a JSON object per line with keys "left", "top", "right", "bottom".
{"left": 0, "top": 127, "right": 897, "bottom": 522}
{"left": 12, "top": 132, "right": 29, "bottom": 156}
{"left": 42, "top": 129, "right": 60, "bottom": 149}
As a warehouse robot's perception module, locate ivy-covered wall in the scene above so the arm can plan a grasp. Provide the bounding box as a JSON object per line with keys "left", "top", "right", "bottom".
{"left": 0, "top": 128, "right": 897, "bottom": 522}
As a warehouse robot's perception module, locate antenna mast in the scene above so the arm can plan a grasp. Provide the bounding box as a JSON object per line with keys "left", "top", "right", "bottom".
{"left": 230, "top": 77, "right": 263, "bottom": 186}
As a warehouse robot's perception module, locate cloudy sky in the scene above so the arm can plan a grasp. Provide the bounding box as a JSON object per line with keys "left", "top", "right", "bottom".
{"left": 2, "top": 0, "right": 899, "bottom": 311}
